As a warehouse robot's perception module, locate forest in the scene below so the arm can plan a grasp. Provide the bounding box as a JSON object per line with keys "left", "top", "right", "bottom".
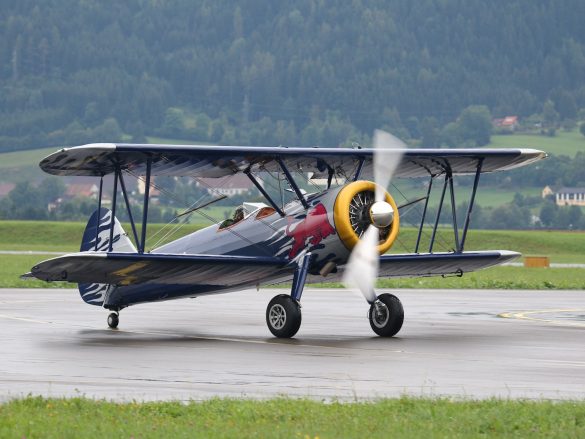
{"left": 1, "top": 0, "right": 585, "bottom": 151}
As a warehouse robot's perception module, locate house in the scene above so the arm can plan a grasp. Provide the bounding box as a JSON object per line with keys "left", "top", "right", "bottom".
{"left": 196, "top": 174, "right": 255, "bottom": 197}
{"left": 137, "top": 177, "right": 161, "bottom": 197}
{"left": 542, "top": 185, "right": 554, "bottom": 198}
{"left": 66, "top": 183, "right": 99, "bottom": 199}
{"left": 0, "top": 183, "right": 15, "bottom": 199}
{"left": 554, "top": 187, "right": 585, "bottom": 207}
{"left": 493, "top": 115, "right": 519, "bottom": 132}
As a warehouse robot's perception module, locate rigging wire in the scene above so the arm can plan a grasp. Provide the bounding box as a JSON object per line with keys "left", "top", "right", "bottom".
{"left": 126, "top": 166, "right": 278, "bottom": 256}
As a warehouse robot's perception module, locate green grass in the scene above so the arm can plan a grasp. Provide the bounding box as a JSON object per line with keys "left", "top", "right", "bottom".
{"left": 311, "top": 267, "right": 585, "bottom": 290}
{"left": 393, "top": 181, "right": 542, "bottom": 208}
{"left": 391, "top": 228, "right": 585, "bottom": 264}
{"left": 2, "top": 396, "right": 585, "bottom": 438}
{"left": 2, "top": 221, "right": 584, "bottom": 289}
{"left": 0, "top": 220, "right": 208, "bottom": 252}
{"left": 2, "top": 222, "right": 584, "bottom": 262}
{"left": 0, "top": 255, "right": 76, "bottom": 288}
{"left": 0, "top": 146, "right": 58, "bottom": 169}
{"left": 490, "top": 128, "right": 585, "bottom": 157}
{"left": 145, "top": 136, "right": 212, "bottom": 145}
{"left": 382, "top": 266, "right": 585, "bottom": 290}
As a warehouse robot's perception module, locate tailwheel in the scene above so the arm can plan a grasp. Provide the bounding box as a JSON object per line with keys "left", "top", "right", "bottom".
{"left": 107, "top": 312, "right": 119, "bottom": 329}
{"left": 368, "top": 293, "right": 404, "bottom": 337}
{"left": 266, "top": 294, "right": 302, "bottom": 338}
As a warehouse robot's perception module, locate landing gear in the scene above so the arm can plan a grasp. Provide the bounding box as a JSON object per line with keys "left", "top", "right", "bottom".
{"left": 266, "top": 294, "right": 302, "bottom": 338}
{"left": 368, "top": 293, "right": 404, "bottom": 337}
{"left": 107, "top": 312, "right": 119, "bottom": 329}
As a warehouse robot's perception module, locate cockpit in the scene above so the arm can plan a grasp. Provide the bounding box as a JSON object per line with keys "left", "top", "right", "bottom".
{"left": 218, "top": 202, "right": 276, "bottom": 230}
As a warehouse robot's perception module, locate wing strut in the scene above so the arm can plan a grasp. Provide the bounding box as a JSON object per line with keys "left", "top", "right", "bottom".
{"left": 139, "top": 157, "right": 152, "bottom": 253}
{"left": 429, "top": 172, "right": 449, "bottom": 253}
{"left": 94, "top": 176, "right": 103, "bottom": 251}
{"left": 118, "top": 169, "right": 140, "bottom": 247}
{"left": 448, "top": 166, "right": 460, "bottom": 251}
{"left": 459, "top": 158, "right": 483, "bottom": 251}
{"left": 277, "top": 158, "right": 309, "bottom": 209}
{"left": 414, "top": 175, "right": 433, "bottom": 253}
{"left": 244, "top": 168, "right": 285, "bottom": 217}
{"left": 415, "top": 158, "right": 483, "bottom": 254}
{"left": 108, "top": 167, "right": 119, "bottom": 252}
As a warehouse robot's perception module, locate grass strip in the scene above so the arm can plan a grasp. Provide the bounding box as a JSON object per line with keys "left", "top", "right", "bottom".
{"left": 2, "top": 396, "right": 585, "bottom": 438}
{"left": 2, "top": 221, "right": 584, "bottom": 263}
{"left": 314, "top": 266, "right": 585, "bottom": 290}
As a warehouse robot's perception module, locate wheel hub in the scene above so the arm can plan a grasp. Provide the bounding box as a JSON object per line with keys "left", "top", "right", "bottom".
{"left": 269, "top": 304, "right": 287, "bottom": 329}
{"left": 371, "top": 301, "right": 389, "bottom": 328}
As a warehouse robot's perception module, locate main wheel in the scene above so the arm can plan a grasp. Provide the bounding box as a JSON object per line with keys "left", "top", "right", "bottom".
{"left": 368, "top": 293, "right": 404, "bottom": 337}
{"left": 107, "top": 312, "right": 119, "bottom": 329}
{"left": 266, "top": 294, "right": 302, "bottom": 338}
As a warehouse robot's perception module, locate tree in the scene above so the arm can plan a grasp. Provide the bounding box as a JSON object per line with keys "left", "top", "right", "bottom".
{"left": 542, "top": 100, "right": 560, "bottom": 129}
{"left": 92, "top": 118, "right": 122, "bottom": 141}
{"left": 539, "top": 202, "right": 557, "bottom": 228}
{"left": 440, "top": 122, "right": 462, "bottom": 148}
{"left": 420, "top": 117, "right": 439, "bottom": 148}
{"left": 457, "top": 105, "right": 492, "bottom": 147}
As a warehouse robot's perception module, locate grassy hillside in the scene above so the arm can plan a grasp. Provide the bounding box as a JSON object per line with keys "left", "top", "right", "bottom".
{"left": 490, "top": 128, "right": 584, "bottom": 157}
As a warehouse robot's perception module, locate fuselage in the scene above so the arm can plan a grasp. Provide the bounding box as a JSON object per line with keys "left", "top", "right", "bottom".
{"left": 105, "top": 185, "right": 353, "bottom": 308}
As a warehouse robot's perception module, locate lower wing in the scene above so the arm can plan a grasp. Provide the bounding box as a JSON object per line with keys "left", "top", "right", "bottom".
{"left": 26, "top": 252, "right": 293, "bottom": 286}
{"left": 308, "top": 250, "right": 519, "bottom": 283}
{"left": 25, "top": 250, "right": 518, "bottom": 287}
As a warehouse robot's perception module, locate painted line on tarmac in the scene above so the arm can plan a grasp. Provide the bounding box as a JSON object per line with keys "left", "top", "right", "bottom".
{"left": 0, "top": 313, "right": 55, "bottom": 324}
{"left": 498, "top": 308, "right": 585, "bottom": 328}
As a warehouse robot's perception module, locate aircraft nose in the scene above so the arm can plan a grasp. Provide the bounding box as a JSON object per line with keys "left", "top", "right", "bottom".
{"left": 369, "top": 201, "right": 394, "bottom": 228}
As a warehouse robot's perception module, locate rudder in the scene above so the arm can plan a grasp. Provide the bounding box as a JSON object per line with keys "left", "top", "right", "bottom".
{"left": 78, "top": 207, "right": 136, "bottom": 306}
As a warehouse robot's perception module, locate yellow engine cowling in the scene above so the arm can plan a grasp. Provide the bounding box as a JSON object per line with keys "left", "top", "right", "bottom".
{"left": 333, "top": 180, "right": 400, "bottom": 254}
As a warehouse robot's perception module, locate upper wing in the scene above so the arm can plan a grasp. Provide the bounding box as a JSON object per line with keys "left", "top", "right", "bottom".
{"left": 28, "top": 252, "right": 294, "bottom": 286}
{"left": 39, "top": 143, "right": 546, "bottom": 179}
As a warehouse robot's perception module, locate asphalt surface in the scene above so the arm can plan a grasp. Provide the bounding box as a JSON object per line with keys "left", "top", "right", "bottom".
{"left": 1, "top": 287, "right": 585, "bottom": 402}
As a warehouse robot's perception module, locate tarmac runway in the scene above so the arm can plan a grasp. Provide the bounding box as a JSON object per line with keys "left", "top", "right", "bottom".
{"left": 1, "top": 287, "right": 585, "bottom": 402}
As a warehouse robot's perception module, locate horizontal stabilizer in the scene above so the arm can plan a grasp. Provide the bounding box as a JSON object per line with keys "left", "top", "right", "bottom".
{"left": 29, "top": 252, "right": 293, "bottom": 287}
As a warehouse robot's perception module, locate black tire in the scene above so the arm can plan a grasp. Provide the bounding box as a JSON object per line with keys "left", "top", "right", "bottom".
{"left": 368, "top": 293, "right": 404, "bottom": 337}
{"left": 266, "top": 294, "right": 302, "bottom": 338}
{"left": 107, "top": 312, "right": 119, "bottom": 329}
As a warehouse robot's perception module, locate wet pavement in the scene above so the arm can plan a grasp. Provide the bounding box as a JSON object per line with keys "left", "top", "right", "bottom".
{"left": 1, "top": 287, "right": 585, "bottom": 401}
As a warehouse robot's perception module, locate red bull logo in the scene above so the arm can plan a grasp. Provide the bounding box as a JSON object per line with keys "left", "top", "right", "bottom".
{"left": 285, "top": 203, "right": 336, "bottom": 258}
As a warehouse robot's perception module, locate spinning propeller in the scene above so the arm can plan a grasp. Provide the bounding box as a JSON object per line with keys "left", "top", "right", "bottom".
{"left": 342, "top": 130, "right": 406, "bottom": 303}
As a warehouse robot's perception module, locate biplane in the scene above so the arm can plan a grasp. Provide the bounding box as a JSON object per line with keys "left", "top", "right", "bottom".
{"left": 24, "top": 131, "right": 546, "bottom": 338}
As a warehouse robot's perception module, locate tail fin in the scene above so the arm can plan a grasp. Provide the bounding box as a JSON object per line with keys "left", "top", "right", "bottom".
{"left": 78, "top": 207, "right": 136, "bottom": 306}
{"left": 80, "top": 207, "right": 136, "bottom": 253}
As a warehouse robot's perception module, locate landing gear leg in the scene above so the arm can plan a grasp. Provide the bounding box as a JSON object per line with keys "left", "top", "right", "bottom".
{"left": 107, "top": 311, "right": 119, "bottom": 329}
{"left": 368, "top": 293, "right": 404, "bottom": 337}
{"left": 266, "top": 252, "right": 311, "bottom": 338}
